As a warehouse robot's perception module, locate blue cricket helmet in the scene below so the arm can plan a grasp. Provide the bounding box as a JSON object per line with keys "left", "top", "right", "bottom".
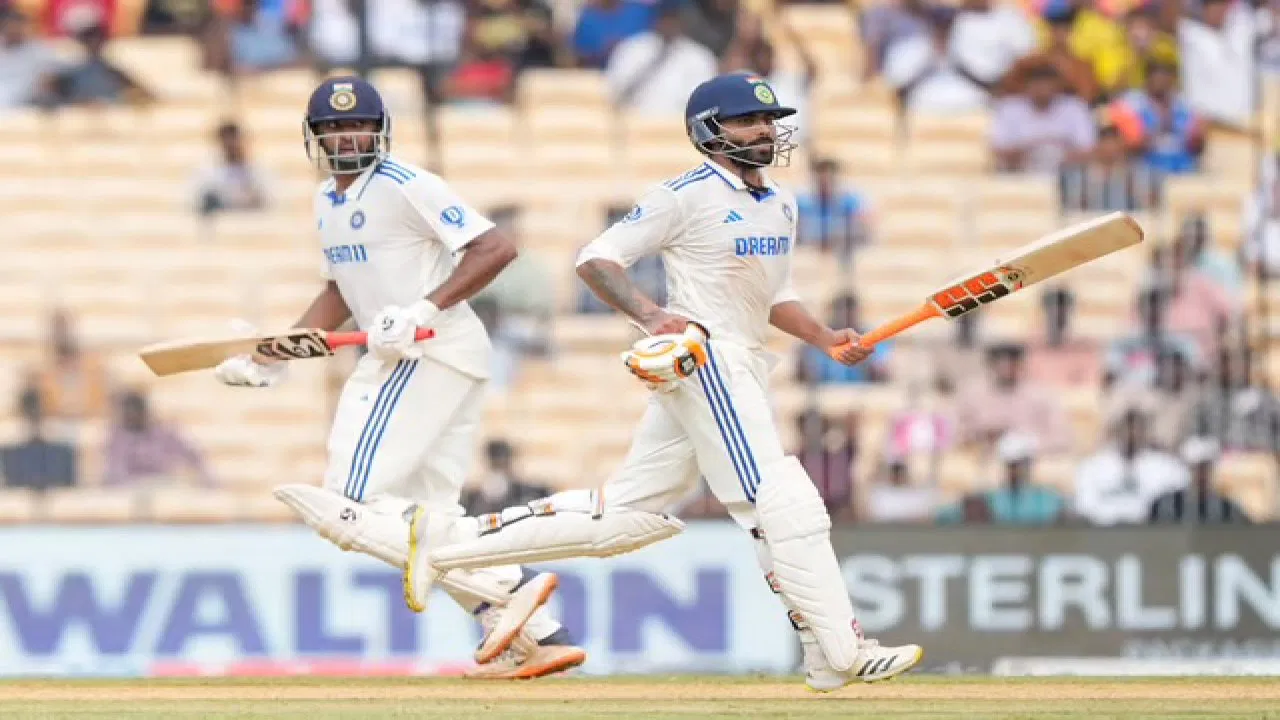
{"left": 303, "top": 75, "right": 392, "bottom": 175}
{"left": 685, "top": 72, "right": 797, "bottom": 168}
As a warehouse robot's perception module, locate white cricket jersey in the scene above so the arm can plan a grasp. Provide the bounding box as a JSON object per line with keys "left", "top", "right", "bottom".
{"left": 577, "top": 160, "right": 800, "bottom": 350}
{"left": 314, "top": 156, "right": 495, "bottom": 379}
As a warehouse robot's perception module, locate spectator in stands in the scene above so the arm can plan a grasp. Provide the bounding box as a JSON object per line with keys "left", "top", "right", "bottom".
{"left": 795, "top": 294, "right": 890, "bottom": 385}
{"left": 884, "top": 6, "right": 992, "bottom": 115}
{"left": 1148, "top": 243, "right": 1238, "bottom": 358}
{"left": 38, "top": 0, "right": 126, "bottom": 37}
{"left": 469, "top": 0, "right": 561, "bottom": 72}
{"left": 309, "top": 0, "right": 465, "bottom": 103}
{"left": 1059, "top": 121, "right": 1161, "bottom": 212}
{"left": 938, "top": 432, "right": 1066, "bottom": 525}
{"left": 859, "top": 0, "right": 930, "bottom": 79}
{"left": 461, "top": 439, "right": 552, "bottom": 516}
{"left": 1074, "top": 407, "right": 1189, "bottom": 525}
{"left": 1190, "top": 347, "right": 1280, "bottom": 453}
{"left": 572, "top": 0, "right": 654, "bottom": 69}
{"left": 1, "top": 386, "right": 76, "bottom": 491}
{"left": 1107, "top": 59, "right": 1205, "bottom": 175}
{"left": 1104, "top": 285, "right": 1201, "bottom": 388}
{"left": 796, "top": 158, "right": 870, "bottom": 262}
{"left": 1032, "top": 0, "right": 1132, "bottom": 100}
{"left": 885, "top": 379, "right": 957, "bottom": 460}
{"left": 475, "top": 206, "right": 553, "bottom": 355}
{"left": 103, "top": 390, "right": 213, "bottom": 487}
{"left": 0, "top": 7, "right": 57, "bottom": 110}
{"left": 1002, "top": 9, "right": 1098, "bottom": 103}
{"left": 1244, "top": 153, "right": 1280, "bottom": 279}
{"left": 194, "top": 121, "right": 269, "bottom": 216}
{"left": 1112, "top": 5, "right": 1179, "bottom": 94}
{"left": 1105, "top": 349, "right": 1197, "bottom": 451}
{"left": 862, "top": 454, "right": 937, "bottom": 523}
{"left": 990, "top": 64, "right": 1096, "bottom": 173}
{"left": 1259, "top": 0, "right": 1280, "bottom": 75}
{"left": 1149, "top": 436, "right": 1251, "bottom": 523}
{"left": 956, "top": 342, "right": 1072, "bottom": 454}
{"left": 1026, "top": 287, "right": 1100, "bottom": 388}
{"left": 1179, "top": 0, "right": 1257, "bottom": 129}
{"left": 605, "top": 0, "right": 717, "bottom": 115}
{"left": 1175, "top": 214, "right": 1243, "bottom": 298}
{"left": 444, "top": 34, "right": 517, "bottom": 105}
{"left": 794, "top": 409, "right": 857, "bottom": 520}
{"left": 33, "top": 309, "right": 110, "bottom": 423}
{"left": 681, "top": 0, "right": 741, "bottom": 59}
{"left": 951, "top": 0, "right": 1037, "bottom": 84}
{"left": 207, "top": 0, "right": 301, "bottom": 76}
{"left": 52, "top": 23, "right": 155, "bottom": 106}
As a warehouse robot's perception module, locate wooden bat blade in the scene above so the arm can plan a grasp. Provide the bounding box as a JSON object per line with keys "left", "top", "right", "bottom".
{"left": 854, "top": 212, "right": 1144, "bottom": 348}
{"left": 139, "top": 328, "right": 435, "bottom": 377}
{"left": 929, "top": 212, "right": 1143, "bottom": 320}
{"left": 139, "top": 329, "right": 339, "bottom": 377}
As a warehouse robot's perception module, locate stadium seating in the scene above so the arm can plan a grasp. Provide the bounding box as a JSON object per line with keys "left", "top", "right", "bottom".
{"left": 0, "top": 30, "right": 1275, "bottom": 525}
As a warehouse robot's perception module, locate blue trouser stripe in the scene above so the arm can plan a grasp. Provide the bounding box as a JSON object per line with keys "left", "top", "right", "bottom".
{"left": 350, "top": 360, "right": 418, "bottom": 501}
{"left": 697, "top": 348, "right": 756, "bottom": 503}
{"left": 344, "top": 360, "right": 413, "bottom": 500}
{"left": 706, "top": 344, "right": 762, "bottom": 493}
{"left": 697, "top": 369, "right": 754, "bottom": 502}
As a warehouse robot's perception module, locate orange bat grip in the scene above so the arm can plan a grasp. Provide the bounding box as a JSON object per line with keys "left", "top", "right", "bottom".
{"left": 327, "top": 328, "right": 435, "bottom": 349}
{"left": 830, "top": 304, "right": 941, "bottom": 355}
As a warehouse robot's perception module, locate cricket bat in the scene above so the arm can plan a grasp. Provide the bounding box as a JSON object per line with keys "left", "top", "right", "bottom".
{"left": 849, "top": 212, "right": 1144, "bottom": 349}
{"left": 138, "top": 328, "right": 435, "bottom": 377}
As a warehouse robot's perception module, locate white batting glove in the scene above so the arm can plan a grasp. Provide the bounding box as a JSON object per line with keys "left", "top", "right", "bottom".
{"left": 214, "top": 354, "right": 287, "bottom": 388}
{"left": 368, "top": 300, "right": 438, "bottom": 361}
{"left": 621, "top": 322, "right": 709, "bottom": 389}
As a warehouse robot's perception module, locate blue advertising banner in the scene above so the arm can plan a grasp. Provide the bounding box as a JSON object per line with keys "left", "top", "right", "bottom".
{"left": 0, "top": 523, "right": 796, "bottom": 677}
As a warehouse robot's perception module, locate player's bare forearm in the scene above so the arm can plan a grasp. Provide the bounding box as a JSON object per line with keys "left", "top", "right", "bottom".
{"left": 576, "top": 258, "right": 665, "bottom": 325}
{"left": 293, "top": 281, "right": 352, "bottom": 331}
{"left": 426, "top": 229, "right": 518, "bottom": 310}
{"left": 769, "top": 301, "right": 837, "bottom": 348}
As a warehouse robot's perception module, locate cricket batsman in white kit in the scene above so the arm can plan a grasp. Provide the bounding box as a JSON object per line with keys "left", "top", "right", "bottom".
{"left": 404, "top": 73, "right": 923, "bottom": 690}
{"left": 211, "top": 76, "right": 584, "bottom": 678}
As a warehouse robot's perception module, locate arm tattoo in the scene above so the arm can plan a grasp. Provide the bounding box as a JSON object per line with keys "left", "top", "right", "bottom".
{"left": 578, "top": 260, "right": 657, "bottom": 321}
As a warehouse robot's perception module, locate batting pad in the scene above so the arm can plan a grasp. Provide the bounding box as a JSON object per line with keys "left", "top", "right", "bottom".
{"left": 431, "top": 508, "right": 685, "bottom": 570}
{"left": 754, "top": 457, "right": 859, "bottom": 672}
{"left": 272, "top": 484, "right": 517, "bottom": 607}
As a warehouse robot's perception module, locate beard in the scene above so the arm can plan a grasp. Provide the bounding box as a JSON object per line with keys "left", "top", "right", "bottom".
{"left": 727, "top": 140, "right": 775, "bottom": 167}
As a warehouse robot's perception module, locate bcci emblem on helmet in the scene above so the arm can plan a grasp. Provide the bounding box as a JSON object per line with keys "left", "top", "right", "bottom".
{"left": 329, "top": 84, "right": 357, "bottom": 112}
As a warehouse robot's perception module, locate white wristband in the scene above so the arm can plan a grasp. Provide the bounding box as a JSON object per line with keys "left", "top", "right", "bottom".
{"left": 407, "top": 300, "right": 441, "bottom": 327}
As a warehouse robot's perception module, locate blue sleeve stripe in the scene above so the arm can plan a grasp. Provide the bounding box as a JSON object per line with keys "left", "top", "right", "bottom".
{"left": 667, "top": 168, "right": 713, "bottom": 191}
{"left": 380, "top": 161, "right": 415, "bottom": 180}
{"left": 374, "top": 169, "right": 408, "bottom": 185}
{"left": 378, "top": 165, "right": 412, "bottom": 182}
{"left": 664, "top": 167, "right": 712, "bottom": 189}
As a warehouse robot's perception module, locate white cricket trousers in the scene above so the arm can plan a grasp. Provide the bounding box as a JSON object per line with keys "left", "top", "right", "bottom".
{"left": 323, "top": 352, "right": 534, "bottom": 611}
{"left": 601, "top": 339, "right": 786, "bottom": 528}
{"left": 324, "top": 353, "right": 483, "bottom": 511}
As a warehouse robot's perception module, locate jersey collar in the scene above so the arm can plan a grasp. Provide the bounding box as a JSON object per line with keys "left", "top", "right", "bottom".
{"left": 701, "top": 160, "right": 777, "bottom": 201}
{"left": 325, "top": 161, "right": 383, "bottom": 206}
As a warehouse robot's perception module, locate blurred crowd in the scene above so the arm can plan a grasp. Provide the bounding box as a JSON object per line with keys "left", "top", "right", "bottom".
{"left": 1, "top": 0, "right": 1278, "bottom": 525}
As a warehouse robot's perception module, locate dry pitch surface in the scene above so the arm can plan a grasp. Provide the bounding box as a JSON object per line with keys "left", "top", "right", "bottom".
{"left": 1, "top": 676, "right": 1277, "bottom": 719}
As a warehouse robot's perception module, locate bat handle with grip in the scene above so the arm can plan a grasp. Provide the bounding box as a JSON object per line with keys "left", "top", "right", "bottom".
{"left": 828, "top": 304, "right": 941, "bottom": 356}
{"left": 328, "top": 328, "right": 436, "bottom": 349}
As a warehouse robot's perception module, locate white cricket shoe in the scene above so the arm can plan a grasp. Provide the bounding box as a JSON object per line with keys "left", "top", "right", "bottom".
{"left": 466, "top": 632, "right": 587, "bottom": 680}
{"left": 403, "top": 505, "right": 452, "bottom": 612}
{"left": 475, "top": 573, "right": 560, "bottom": 664}
{"left": 804, "top": 638, "right": 924, "bottom": 692}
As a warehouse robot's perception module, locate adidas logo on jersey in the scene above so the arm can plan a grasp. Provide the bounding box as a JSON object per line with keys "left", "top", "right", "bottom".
{"left": 723, "top": 210, "right": 745, "bottom": 224}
